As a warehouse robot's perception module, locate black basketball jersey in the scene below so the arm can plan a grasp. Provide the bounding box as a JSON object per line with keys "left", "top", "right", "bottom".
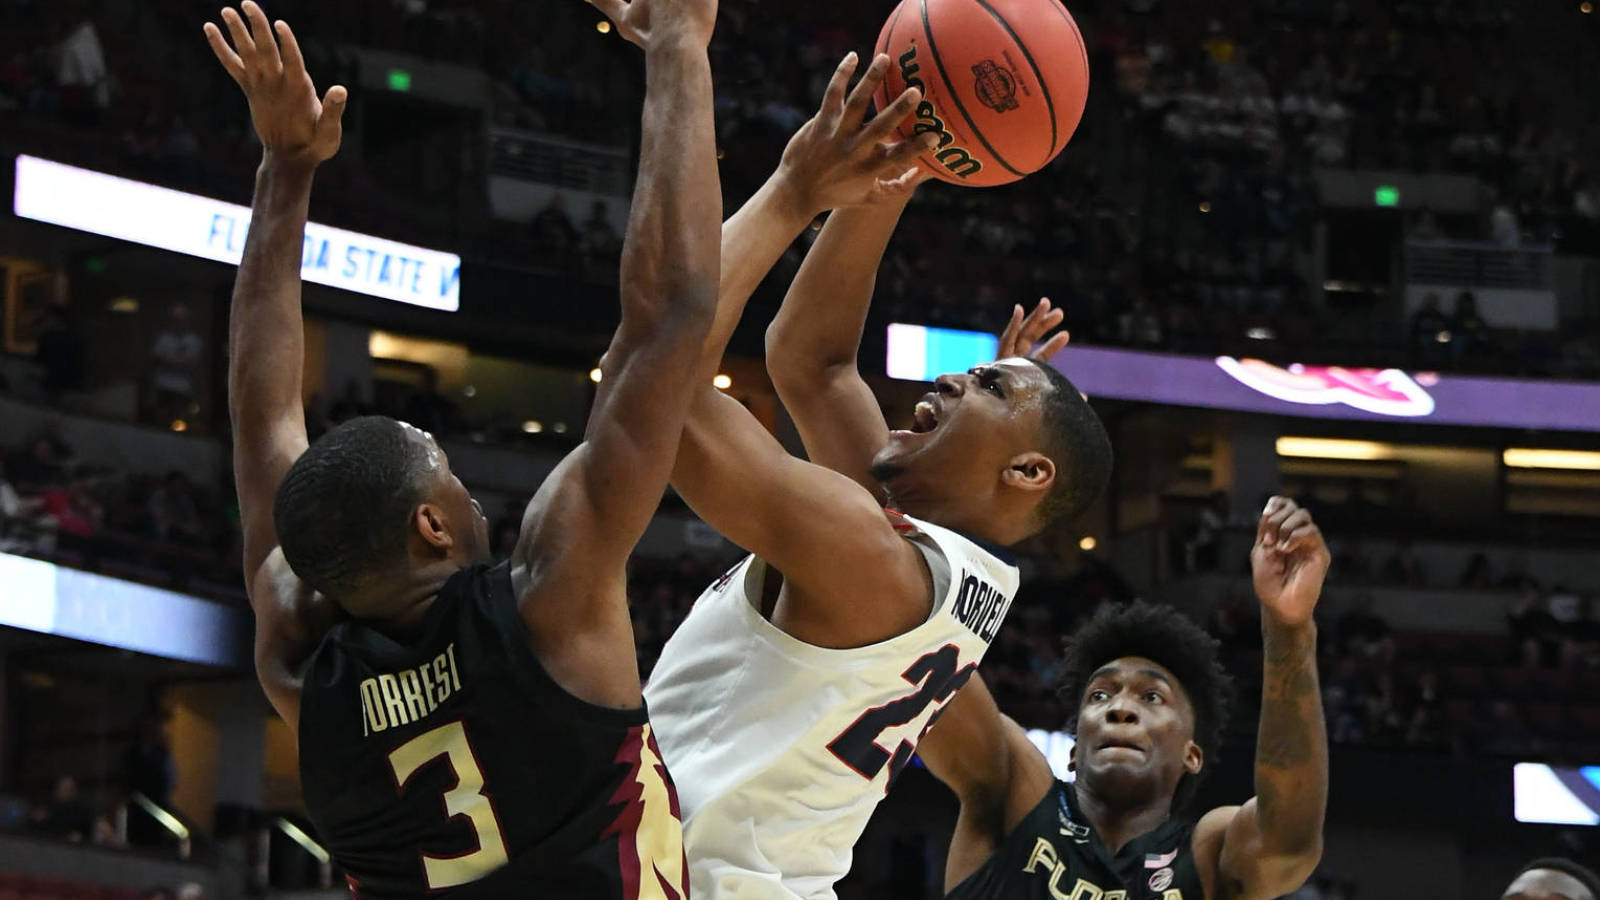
{"left": 946, "top": 780, "right": 1204, "bottom": 900}
{"left": 297, "top": 561, "right": 687, "bottom": 899}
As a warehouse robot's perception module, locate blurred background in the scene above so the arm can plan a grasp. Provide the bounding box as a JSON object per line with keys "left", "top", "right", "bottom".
{"left": 0, "top": 0, "right": 1597, "bottom": 897}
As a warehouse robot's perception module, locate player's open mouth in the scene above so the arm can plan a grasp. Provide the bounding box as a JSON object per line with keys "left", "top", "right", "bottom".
{"left": 909, "top": 398, "right": 940, "bottom": 434}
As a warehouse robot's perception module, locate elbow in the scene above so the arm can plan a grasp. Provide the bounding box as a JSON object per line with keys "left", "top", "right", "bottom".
{"left": 621, "top": 280, "right": 717, "bottom": 335}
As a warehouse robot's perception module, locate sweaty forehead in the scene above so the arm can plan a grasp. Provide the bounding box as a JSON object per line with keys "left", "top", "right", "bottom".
{"left": 1505, "top": 870, "right": 1595, "bottom": 900}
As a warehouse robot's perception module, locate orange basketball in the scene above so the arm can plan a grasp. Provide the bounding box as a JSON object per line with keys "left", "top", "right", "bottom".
{"left": 873, "top": 0, "right": 1089, "bottom": 187}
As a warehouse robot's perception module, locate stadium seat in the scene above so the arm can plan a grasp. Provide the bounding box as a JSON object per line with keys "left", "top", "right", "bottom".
{"left": 1527, "top": 703, "right": 1570, "bottom": 738}
{"left": 1491, "top": 667, "right": 1535, "bottom": 699}
{"left": 1444, "top": 665, "right": 1488, "bottom": 698}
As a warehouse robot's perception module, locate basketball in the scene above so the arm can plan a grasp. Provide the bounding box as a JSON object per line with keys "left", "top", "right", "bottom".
{"left": 873, "top": 0, "right": 1090, "bottom": 187}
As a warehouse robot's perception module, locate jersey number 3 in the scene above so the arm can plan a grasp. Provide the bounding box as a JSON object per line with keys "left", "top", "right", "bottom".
{"left": 827, "top": 644, "right": 976, "bottom": 786}
{"left": 388, "top": 721, "right": 510, "bottom": 889}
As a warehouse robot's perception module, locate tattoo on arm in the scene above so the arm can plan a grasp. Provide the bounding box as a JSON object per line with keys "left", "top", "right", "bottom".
{"left": 1252, "top": 619, "right": 1327, "bottom": 850}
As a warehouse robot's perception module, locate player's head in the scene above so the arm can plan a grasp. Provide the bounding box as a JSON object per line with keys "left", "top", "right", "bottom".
{"left": 1504, "top": 859, "right": 1600, "bottom": 900}
{"left": 1059, "top": 601, "right": 1233, "bottom": 813}
{"left": 273, "top": 416, "right": 489, "bottom": 614}
{"left": 869, "top": 358, "right": 1111, "bottom": 544}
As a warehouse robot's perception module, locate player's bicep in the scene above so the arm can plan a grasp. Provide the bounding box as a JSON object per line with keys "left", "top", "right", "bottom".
{"left": 770, "top": 365, "right": 889, "bottom": 494}
{"left": 234, "top": 420, "right": 308, "bottom": 588}
{"left": 672, "top": 388, "right": 911, "bottom": 598}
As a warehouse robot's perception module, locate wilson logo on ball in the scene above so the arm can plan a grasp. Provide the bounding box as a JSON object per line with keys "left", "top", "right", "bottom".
{"left": 971, "top": 60, "right": 1019, "bottom": 112}
{"left": 897, "top": 44, "right": 983, "bottom": 179}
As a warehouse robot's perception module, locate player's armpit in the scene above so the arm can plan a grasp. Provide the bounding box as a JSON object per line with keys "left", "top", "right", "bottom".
{"left": 670, "top": 387, "right": 928, "bottom": 647}
{"left": 920, "top": 676, "right": 1055, "bottom": 891}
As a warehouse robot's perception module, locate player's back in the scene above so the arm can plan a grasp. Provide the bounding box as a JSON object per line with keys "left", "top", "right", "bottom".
{"left": 946, "top": 780, "right": 1204, "bottom": 900}
{"left": 298, "top": 561, "right": 685, "bottom": 899}
{"left": 645, "top": 513, "right": 1019, "bottom": 899}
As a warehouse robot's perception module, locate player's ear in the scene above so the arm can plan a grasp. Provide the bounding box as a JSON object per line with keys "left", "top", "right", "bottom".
{"left": 1067, "top": 741, "right": 1077, "bottom": 773}
{"left": 1002, "top": 451, "right": 1055, "bottom": 494}
{"left": 1183, "top": 739, "right": 1203, "bottom": 776}
{"left": 414, "top": 503, "right": 453, "bottom": 551}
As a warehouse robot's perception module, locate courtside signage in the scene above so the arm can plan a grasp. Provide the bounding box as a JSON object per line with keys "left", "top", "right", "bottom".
{"left": 1514, "top": 762, "right": 1600, "bottom": 825}
{"left": 0, "top": 551, "right": 248, "bottom": 667}
{"left": 886, "top": 325, "right": 1600, "bottom": 432}
{"left": 13, "top": 155, "right": 461, "bottom": 311}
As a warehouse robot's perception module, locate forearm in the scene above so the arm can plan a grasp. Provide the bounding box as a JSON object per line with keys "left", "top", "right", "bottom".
{"left": 1252, "top": 618, "right": 1327, "bottom": 855}
{"left": 227, "top": 157, "right": 314, "bottom": 432}
{"left": 765, "top": 197, "right": 912, "bottom": 378}
{"left": 620, "top": 41, "right": 721, "bottom": 330}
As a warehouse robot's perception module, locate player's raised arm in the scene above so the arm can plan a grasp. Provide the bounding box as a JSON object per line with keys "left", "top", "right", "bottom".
{"left": 207, "top": 2, "right": 348, "bottom": 725}
{"left": 508, "top": 0, "right": 722, "bottom": 707}
{"left": 765, "top": 193, "right": 1073, "bottom": 492}
{"left": 918, "top": 676, "right": 1057, "bottom": 890}
{"left": 1195, "top": 497, "right": 1329, "bottom": 899}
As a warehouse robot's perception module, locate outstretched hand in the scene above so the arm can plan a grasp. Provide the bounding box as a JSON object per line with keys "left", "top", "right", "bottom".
{"left": 1250, "top": 496, "right": 1331, "bottom": 627}
{"left": 204, "top": 2, "right": 346, "bottom": 170}
{"left": 775, "top": 52, "right": 940, "bottom": 216}
{"left": 997, "top": 297, "right": 1071, "bottom": 361}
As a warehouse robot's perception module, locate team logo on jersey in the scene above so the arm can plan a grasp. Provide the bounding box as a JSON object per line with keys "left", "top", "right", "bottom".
{"left": 972, "top": 60, "right": 1020, "bottom": 112}
{"left": 603, "top": 724, "right": 688, "bottom": 900}
{"left": 1145, "top": 848, "right": 1178, "bottom": 869}
{"left": 1215, "top": 357, "right": 1437, "bottom": 417}
{"left": 1149, "top": 867, "right": 1175, "bottom": 892}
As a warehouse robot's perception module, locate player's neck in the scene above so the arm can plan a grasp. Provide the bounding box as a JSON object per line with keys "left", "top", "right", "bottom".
{"left": 884, "top": 484, "right": 1017, "bottom": 546}
{"left": 348, "top": 562, "right": 460, "bottom": 638}
{"left": 1072, "top": 780, "right": 1174, "bottom": 856}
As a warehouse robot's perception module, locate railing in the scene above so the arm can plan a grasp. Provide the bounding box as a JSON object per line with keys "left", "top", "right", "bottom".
{"left": 1404, "top": 239, "right": 1553, "bottom": 290}
{"left": 115, "top": 792, "right": 191, "bottom": 860}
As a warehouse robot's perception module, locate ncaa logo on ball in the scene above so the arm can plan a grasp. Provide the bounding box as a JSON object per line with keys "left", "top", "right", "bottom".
{"left": 1149, "top": 868, "right": 1175, "bottom": 892}
{"left": 971, "top": 60, "right": 1018, "bottom": 112}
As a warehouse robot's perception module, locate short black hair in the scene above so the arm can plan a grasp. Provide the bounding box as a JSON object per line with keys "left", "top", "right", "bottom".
{"left": 273, "top": 416, "right": 432, "bottom": 599}
{"left": 1515, "top": 858, "right": 1600, "bottom": 899}
{"left": 1058, "top": 601, "right": 1234, "bottom": 811}
{"left": 1024, "top": 359, "right": 1112, "bottom": 531}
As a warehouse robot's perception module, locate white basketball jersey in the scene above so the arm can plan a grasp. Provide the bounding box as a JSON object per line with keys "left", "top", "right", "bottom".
{"left": 644, "top": 512, "right": 1020, "bottom": 899}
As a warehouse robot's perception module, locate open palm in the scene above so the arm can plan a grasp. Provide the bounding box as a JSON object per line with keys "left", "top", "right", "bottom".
{"left": 204, "top": 2, "right": 346, "bottom": 169}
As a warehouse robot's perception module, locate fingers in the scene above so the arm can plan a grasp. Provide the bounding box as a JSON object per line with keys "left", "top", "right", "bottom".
{"left": 863, "top": 84, "right": 922, "bottom": 143}
{"left": 241, "top": 1, "right": 281, "bottom": 74}
{"left": 1256, "top": 495, "right": 1289, "bottom": 545}
{"left": 274, "top": 19, "right": 306, "bottom": 78}
{"left": 880, "top": 131, "right": 939, "bottom": 172}
{"left": 843, "top": 53, "right": 892, "bottom": 129}
{"left": 319, "top": 85, "right": 350, "bottom": 133}
{"left": 203, "top": 22, "right": 246, "bottom": 82}
{"left": 1034, "top": 330, "right": 1072, "bottom": 360}
{"left": 220, "top": 7, "right": 256, "bottom": 64}
{"left": 818, "top": 53, "right": 858, "bottom": 134}
{"left": 1279, "top": 522, "right": 1322, "bottom": 555}
{"left": 999, "top": 304, "right": 1024, "bottom": 354}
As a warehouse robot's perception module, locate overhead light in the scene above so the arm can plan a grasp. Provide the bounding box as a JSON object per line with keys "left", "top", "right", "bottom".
{"left": 1503, "top": 448, "right": 1600, "bottom": 470}
{"left": 589, "top": 367, "right": 603, "bottom": 383}
{"left": 1246, "top": 327, "right": 1276, "bottom": 340}
{"left": 109, "top": 296, "right": 139, "bottom": 313}
{"left": 713, "top": 374, "right": 733, "bottom": 390}
{"left": 462, "top": 385, "right": 476, "bottom": 398}
{"left": 552, "top": 422, "right": 568, "bottom": 434}
{"left": 1078, "top": 536, "right": 1097, "bottom": 551}
{"left": 1275, "top": 437, "right": 1392, "bottom": 460}
{"left": 170, "top": 419, "right": 188, "bottom": 433}
{"left": 596, "top": 19, "right": 612, "bottom": 32}
{"left": 1198, "top": 201, "right": 1212, "bottom": 213}
{"left": 1434, "top": 329, "right": 1451, "bottom": 344}
{"left": 521, "top": 420, "right": 543, "bottom": 434}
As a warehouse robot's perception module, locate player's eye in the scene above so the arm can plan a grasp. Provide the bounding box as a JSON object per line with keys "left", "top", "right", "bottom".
{"left": 1143, "top": 691, "right": 1163, "bottom": 704}
{"left": 1088, "top": 689, "right": 1109, "bottom": 702}
{"left": 985, "top": 381, "right": 1003, "bottom": 397}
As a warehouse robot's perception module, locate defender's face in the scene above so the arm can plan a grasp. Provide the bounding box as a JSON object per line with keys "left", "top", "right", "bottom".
{"left": 1071, "top": 656, "right": 1200, "bottom": 797}
{"left": 871, "top": 358, "right": 1051, "bottom": 492}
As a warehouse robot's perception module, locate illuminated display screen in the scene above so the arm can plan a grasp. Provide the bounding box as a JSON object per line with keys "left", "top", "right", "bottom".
{"left": 13, "top": 155, "right": 461, "bottom": 311}
{"left": 1514, "top": 763, "right": 1600, "bottom": 825}
{"left": 0, "top": 552, "right": 248, "bottom": 667}
{"left": 886, "top": 324, "right": 1600, "bottom": 432}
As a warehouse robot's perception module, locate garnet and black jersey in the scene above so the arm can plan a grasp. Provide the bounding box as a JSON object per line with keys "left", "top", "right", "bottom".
{"left": 297, "top": 561, "right": 687, "bottom": 899}
{"left": 946, "top": 780, "right": 1204, "bottom": 900}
